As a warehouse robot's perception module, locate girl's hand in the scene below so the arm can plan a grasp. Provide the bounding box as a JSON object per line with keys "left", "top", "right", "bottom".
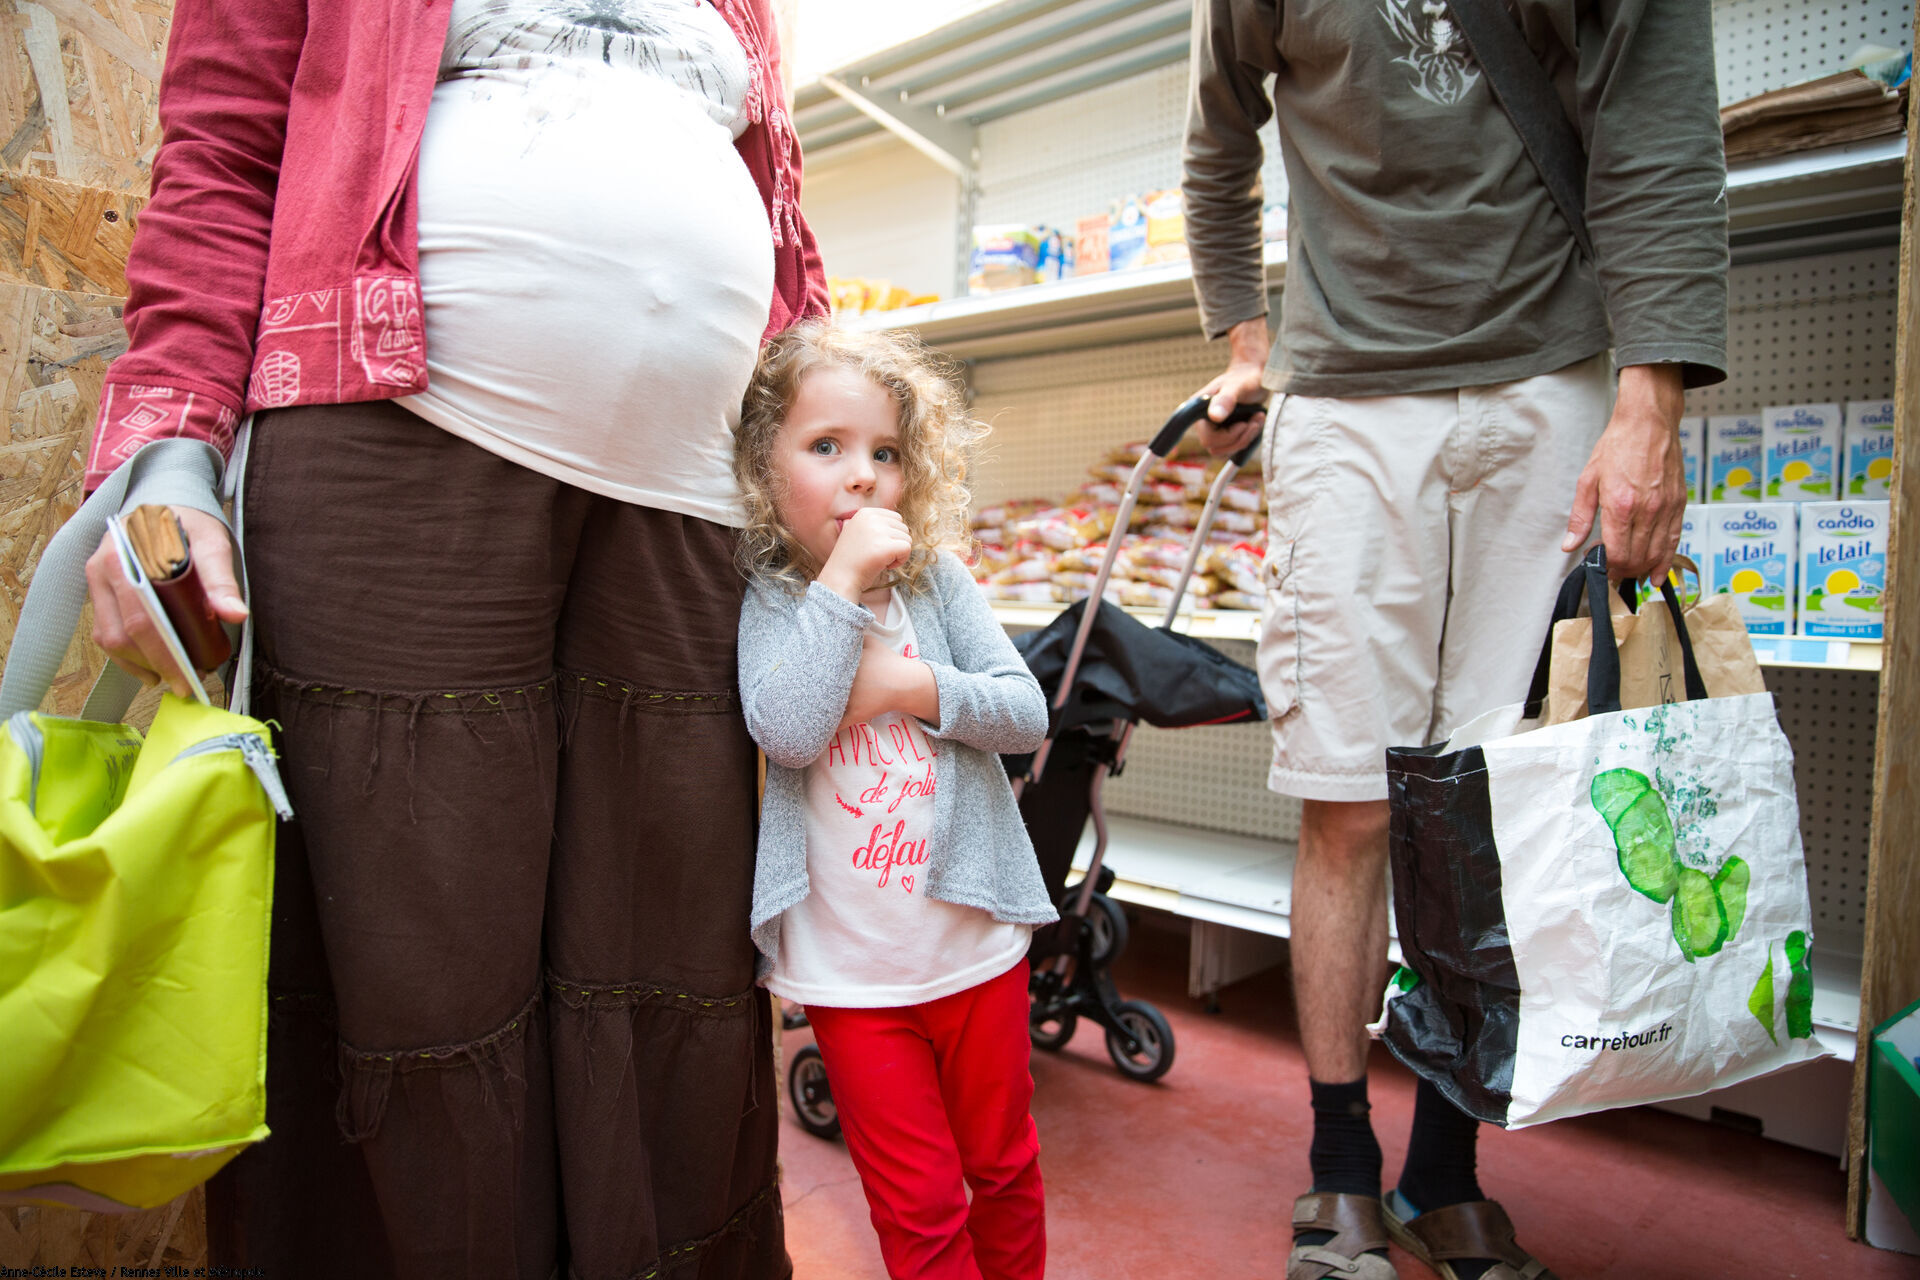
{"left": 85, "top": 508, "right": 248, "bottom": 697}
{"left": 839, "top": 635, "right": 940, "bottom": 732}
{"left": 817, "top": 507, "right": 911, "bottom": 603}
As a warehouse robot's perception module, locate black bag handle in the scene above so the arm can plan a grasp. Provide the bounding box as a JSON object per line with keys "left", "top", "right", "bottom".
{"left": 1443, "top": 0, "right": 1595, "bottom": 261}
{"left": 1523, "top": 546, "right": 1710, "bottom": 719}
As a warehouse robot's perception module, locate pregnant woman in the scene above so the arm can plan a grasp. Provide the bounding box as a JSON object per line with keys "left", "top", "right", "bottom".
{"left": 80, "top": 2, "right": 826, "bottom": 1276}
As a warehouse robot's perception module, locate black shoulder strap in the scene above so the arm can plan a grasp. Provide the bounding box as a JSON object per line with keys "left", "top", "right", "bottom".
{"left": 1444, "top": 0, "right": 1595, "bottom": 260}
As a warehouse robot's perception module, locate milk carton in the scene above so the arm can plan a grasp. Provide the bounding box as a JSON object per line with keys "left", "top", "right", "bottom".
{"left": 1764, "top": 403, "right": 1840, "bottom": 500}
{"left": 1799, "top": 501, "right": 1888, "bottom": 639}
{"left": 1673, "top": 505, "right": 1707, "bottom": 605}
{"left": 1707, "top": 503, "right": 1796, "bottom": 635}
{"left": 1680, "top": 416, "right": 1704, "bottom": 502}
{"left": 1706, "top": 414, "right": 1763, "bottom": 501}
{"left": 1844, "top": 399, "right": 1896, "bottom": 500}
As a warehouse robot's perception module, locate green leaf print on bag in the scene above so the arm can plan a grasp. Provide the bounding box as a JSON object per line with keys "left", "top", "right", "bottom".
{"left": 1748, "top": 952, "right": 1777, "bottom": 1044}
{"left": 1592, "top": 768, "right": 1748, "bottom": 960}
{"left": 1750, "top": 932, "right": 1816, "bottom": 1043}
{"left": 1590, "top": 768, "right": 1679, "bottom": 903}
{"left": 1785, "top": 930, "right": 1814, "bottom": 1040}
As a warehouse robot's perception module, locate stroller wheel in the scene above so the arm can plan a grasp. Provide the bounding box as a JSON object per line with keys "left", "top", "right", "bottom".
{"left": 787, "top": 1044, "right": 841, "bottom": 1139}
{"left": 1082, "top": 891, "right": 1130, "bottom": 966}
{"left": 1029, "top": 1006, "right": 1079, "bottom": 1052}
{"left": 1105, "top": 1000, "right": 1176, "bottom": 1083}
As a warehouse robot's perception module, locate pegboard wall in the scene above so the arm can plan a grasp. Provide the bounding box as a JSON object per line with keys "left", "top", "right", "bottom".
{"left": 1769, "top": 665, "right": 1879, "bottom": 956}
{"left": 970, "top": 331, "right": 1234, "bottom": 506}
{"left": 1711, "top": 0, "right": 1912, "bottom": 106}
{"left": 1686, "top": 244, "right": 1901, "bottom": 416}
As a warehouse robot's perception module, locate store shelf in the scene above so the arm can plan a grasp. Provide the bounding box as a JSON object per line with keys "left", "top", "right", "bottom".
{"left": 838, "top": 138, "right": 1905, "bottom": 358}
{"left": 991, "top": 599, "right": 1261, "bottom": 642}
{"left": 845, "top": 242, "right": 1288, "bottom": 361}
{"left": 994, "top": 599, "right": 1884, "bottom": 671}
{"left": 1067, "top": 818, "right": 1861, "bottom": 1060}
{"left": 1747, "top": 634, "right": 1884, "bottom": 671}
{"left": 1725, "top": 136, "right": 1911, "bottom": 261}
{"left": 1067, "top": 814, "right": 1301, "bottom": 939}
{"left": 794, "top": 0, "right": 1191, "bottom": 154}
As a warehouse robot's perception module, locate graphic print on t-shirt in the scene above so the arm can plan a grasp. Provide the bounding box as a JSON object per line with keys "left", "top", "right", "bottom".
{"left": 768, "top": 595, "right": 1032, "bottom": 1009}
{"left": 1380, "top": 0, "right": 1481, "bottom": 106}
{"left": 820, "top": 705, "right": 940, "bottom": 892}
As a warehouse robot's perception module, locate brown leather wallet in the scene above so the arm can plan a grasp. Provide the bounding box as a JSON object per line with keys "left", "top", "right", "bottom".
{"left": 125, "top": 504, "right": 232, "bottom": 672}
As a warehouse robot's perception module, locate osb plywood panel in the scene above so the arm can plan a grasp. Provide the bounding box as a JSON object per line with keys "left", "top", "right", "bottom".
{"left": 0, "top": 172, "right": 141, "bottom": 294}
{"left": 0, "top": 281, "right": 125, "bottom": 718}
{"left": 0, "top": 1188, "right": 206, "bottom": 1274}
{"left": 0, "top": 0, "right": 170, "bottom": 193}
{"left": 1850, "top": 8, "right": 1920, "bottom": 1233}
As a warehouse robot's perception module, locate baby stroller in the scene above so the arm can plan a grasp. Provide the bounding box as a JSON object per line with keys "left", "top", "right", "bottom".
{"left": 785, "top": 397, "right": 1268, "bottom": 1135}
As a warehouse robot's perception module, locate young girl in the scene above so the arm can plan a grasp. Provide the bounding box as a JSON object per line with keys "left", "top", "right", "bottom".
{"left": 735, "top": 321, "right": 1057, "bottom": 1280}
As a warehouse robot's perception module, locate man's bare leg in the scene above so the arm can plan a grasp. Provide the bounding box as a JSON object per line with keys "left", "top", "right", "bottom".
{"left": 1292, "top": 797, "right": 1391, "bottom": 1081}
{"left": 1285, "top": 797, "right": 1394, "bottom": 1273}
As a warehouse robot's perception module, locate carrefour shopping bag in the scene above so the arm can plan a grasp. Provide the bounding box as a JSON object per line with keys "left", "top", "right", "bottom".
{"left": 0, "top": 447, "right": 290, "bottom": 1211}
{"left": 1375, "top": 547, "right": 1825, "bottom": 1128}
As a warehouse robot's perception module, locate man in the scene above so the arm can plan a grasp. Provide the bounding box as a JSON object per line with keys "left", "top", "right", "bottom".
{"left": 1181, "top": 2, "right": 1727, "bottom": 1278}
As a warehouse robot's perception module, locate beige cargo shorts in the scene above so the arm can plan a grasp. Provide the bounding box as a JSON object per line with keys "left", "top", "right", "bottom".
{"left": 1258, "top": 354, "right": 1613, "bottom": 802}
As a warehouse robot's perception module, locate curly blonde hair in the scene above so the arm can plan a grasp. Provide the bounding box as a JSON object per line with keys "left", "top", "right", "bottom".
{"left": 736, "top": 320, "right": 984, "bottom": 594}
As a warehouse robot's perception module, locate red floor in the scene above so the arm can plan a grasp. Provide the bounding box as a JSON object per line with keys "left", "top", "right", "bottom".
{"left": 778, "top": 913, "right": 1916, "bottom": 1280}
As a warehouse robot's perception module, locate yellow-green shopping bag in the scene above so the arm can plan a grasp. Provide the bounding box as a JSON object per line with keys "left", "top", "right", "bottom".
{"left": 0, "top": 436, "right": 290, "bottom": 1211}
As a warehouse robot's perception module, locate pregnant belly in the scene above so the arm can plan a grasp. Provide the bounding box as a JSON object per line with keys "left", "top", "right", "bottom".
{"left": 409, "top": 70, "right": 774, "bottom": 483}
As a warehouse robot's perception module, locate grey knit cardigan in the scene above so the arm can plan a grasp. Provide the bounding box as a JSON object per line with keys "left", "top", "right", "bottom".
{"left": 740, "top": 550, "right": 1060, "bottom": 973}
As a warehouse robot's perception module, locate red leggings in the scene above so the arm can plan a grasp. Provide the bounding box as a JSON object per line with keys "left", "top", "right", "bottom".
{"left": 804, "top": 960, "right": 1045, "bottom": 1280}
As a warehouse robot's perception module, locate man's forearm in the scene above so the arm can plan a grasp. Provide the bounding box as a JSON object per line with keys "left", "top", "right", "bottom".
{"left": 1615, "top": 363, "right": 1686, "bottom": 437}
{"left": 1227, "top": 316, "right": 1272, "bottom": 370}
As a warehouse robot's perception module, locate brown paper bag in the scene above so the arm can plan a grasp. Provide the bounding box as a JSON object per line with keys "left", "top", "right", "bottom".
{"left": 1543, "top": 558, "right": 1766, "bottom": 726}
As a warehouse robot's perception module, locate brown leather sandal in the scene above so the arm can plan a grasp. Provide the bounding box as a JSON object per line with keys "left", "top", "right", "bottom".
{"left": 1379, "top": 1195, "right": 1557, "bottom": 1280}
{"left": 1287, "top": 1192, "right": 1398, "bottom": 1280}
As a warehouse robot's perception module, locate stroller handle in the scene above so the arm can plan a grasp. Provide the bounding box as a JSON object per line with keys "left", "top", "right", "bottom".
{"left": 1149, "top": 394, "right": 1263, "bottom": 460}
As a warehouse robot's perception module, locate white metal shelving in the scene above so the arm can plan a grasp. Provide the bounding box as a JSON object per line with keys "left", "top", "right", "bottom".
{"left": 996, "top": 601, "right": 1887, "bottom": 670}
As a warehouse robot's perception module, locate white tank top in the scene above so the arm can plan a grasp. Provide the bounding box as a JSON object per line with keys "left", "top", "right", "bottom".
{"left": 398, "top": 0, "right": 774, "bottom": 526}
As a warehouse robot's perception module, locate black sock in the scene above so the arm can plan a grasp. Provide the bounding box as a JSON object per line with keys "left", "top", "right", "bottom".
{"left": 1297, "top": 1077, "right": 1385, "bottom": 1254}
{"left": 1398, "top": 1077, "right": 1493, "bottom": 1279}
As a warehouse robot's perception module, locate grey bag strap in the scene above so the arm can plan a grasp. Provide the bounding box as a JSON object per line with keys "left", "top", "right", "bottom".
{"left": 1444, "top": 0, "right": 1595, "bottom": 261}
{"left": 0, "top": 437, "right": 250, "bottom": 723}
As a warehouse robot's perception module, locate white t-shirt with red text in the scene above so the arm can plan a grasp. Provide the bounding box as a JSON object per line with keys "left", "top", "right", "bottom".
{"left": 766, "top": 592, "right": 1032, "bottom": 1008}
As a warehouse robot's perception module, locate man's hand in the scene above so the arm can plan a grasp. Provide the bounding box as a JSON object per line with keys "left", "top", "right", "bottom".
{"left": 1194, "top": 315, "right": 1270, "bottom": 457}
{"left": 1563, "top": 364, "right": 1689, "bottom": 581}
{"left": 839, "top": 633, "right": 940, "bottom": 732}
{"left": 818, "top": 507, "right": 912, "bottom": 603}
{"left": 85, "top": 507, "right": 248, "bottom": 697}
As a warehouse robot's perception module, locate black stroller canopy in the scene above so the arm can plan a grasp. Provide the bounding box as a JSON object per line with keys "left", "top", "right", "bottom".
{"left": 1015, "top": 598, "right": 1268, "bottom": 734}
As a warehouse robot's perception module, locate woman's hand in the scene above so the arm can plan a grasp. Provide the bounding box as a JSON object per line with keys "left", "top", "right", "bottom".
{"left": 85, "top": 507, "right": 248, "bottom": 696}
{"left": 817, "top": 508, "right": 911, "bottom": 604}
{"left": 839, "top": 634, "right": 940, "bottom": 732}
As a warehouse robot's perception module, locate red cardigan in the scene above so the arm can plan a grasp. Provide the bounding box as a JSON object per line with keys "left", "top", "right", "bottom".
{"left": 88, "top": 0, "right": 829, "bottom": 490}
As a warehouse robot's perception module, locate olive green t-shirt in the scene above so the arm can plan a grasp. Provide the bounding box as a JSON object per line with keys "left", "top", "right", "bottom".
{"left": 1183, "top": 0, "right": 1729, "bottom": 396}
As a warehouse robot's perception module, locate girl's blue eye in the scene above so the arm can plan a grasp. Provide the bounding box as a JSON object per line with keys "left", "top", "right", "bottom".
{"left": 875, "top": 447, "right": 897, "bottom": 464}
{"left": 810, "top": 438, "right": 838, "bottom": 456}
